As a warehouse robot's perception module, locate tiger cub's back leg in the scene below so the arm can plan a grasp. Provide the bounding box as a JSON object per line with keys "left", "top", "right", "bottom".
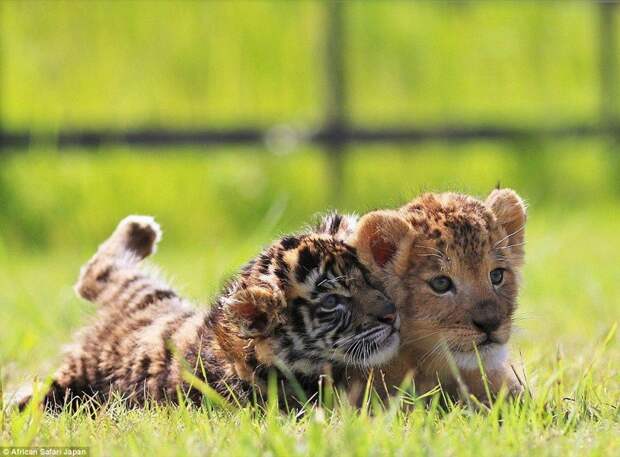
{"left": 76, "top": 215, "right": 165, "bottom": 308}
{"left": 35, "top": 216, "right": 179, "bottom": 412}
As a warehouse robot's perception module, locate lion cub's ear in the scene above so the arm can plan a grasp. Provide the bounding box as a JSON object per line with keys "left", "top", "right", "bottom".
{"left": 485, "top": 188, "right": 527, "bottom": 263}
{"left": 350, "top": 210, "right": 412, "bottom": 276}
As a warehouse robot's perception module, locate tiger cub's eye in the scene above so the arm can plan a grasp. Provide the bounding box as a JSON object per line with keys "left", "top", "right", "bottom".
{"left": 490, "top": 268, "right": 505, "bottom": 285}
{"left": 429, "top": 276, "right": 453, "bottom": 294}
{"left": 320, "top": 294, "right": 340, "bottom": 310}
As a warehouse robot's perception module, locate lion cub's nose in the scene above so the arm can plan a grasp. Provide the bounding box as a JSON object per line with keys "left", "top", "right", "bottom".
{"left": 472, "top": 300, "right": 501, "bottom": 335}
{"left": 472, "top": 315, "right": 501, "bottom": 335}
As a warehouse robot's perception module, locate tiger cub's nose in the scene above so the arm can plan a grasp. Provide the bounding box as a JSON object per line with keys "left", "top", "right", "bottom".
{"left": 376, "top": 301, "right": 397, "bottom": 325}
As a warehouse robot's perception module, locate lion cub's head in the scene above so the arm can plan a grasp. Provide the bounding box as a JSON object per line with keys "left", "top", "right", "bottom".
{"left": 351, "top": 189, "right": 526, "bottom": 375}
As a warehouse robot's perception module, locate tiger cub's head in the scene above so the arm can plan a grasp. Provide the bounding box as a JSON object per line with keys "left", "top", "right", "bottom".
{"left": 227, "top": 234, "right": 401, "bottom": 376}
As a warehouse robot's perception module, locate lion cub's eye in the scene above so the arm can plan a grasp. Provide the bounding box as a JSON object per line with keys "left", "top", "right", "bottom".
{"left": 429, "top": 276, "right": 453, "bottom": 294}
{"left": 490, "top": 268, "right": 505, "bottom": 285}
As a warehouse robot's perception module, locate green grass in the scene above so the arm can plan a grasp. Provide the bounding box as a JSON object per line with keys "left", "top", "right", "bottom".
{"left": 1, "top": 1, "right": 619, "bottom": 454}
{"left": 1, "top": 147, "right": 619, "bottom": 456}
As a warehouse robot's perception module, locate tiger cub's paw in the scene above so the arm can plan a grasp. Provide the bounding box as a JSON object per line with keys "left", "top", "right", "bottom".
{"left": 112, "top": 215, "right": 162, "bottom": 260}
{"left": 4, "top": 384, "right": 35, "bottom": 412}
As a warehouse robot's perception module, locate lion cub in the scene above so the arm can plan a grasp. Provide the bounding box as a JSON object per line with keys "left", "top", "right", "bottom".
{"left": 324, "top": 189, "right": 526, "bottom": 402}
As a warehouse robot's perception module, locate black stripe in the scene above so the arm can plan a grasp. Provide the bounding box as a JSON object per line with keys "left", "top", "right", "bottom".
{"left": 123, "top": 283, "right": 153, "bottom": 310}
{"left": 295, "top": 246, "right": 320, "bottom": 282}
{"left": 95, "top": 265, "right": 113, "bottom": 283}
{"left": 329, "top": 214, "right": 343, "bottom": 235}
{"left": 155, "top": 311, "right": 196, "bottom": 396}
{"left": 105, "top": 274, "right": 143, "bottom": 305}
{"left": 290, "top": 299, "right": 308, "bottom": 332}
{"left": 280, "top": 236, "right": 301, "bottom": 250}
{"left": 136, "top": 289, "right": 177, "bottom": 310}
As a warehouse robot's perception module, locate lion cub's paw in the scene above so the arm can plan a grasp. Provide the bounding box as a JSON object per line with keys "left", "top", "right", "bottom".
{"left": 112, "top": 215, "right": 162, "bottom": 260}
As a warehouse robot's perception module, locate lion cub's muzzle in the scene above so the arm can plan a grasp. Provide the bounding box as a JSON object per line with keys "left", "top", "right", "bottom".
{"left": 470, "top": 299, "right": 509, "bottom": 346}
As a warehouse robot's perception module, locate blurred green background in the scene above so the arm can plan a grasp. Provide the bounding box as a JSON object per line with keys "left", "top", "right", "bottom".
{"left": 0, "top": 0, "right": 618, "bottom": 385}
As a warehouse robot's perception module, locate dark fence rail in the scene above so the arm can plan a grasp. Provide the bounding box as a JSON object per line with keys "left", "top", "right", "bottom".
{"left": 0, "top": 2, "right": 618, "bottom": 155}
{"left": 1, "top": 123, "right": 620, "bottom": 151}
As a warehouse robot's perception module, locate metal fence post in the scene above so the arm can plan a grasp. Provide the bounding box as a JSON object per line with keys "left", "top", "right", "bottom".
{"left": 599, "top": 1, "right": 618, "bottom": 130}
{"left": 324, "top": 0, "right": 347, "bottom": 204}
{"left": 598, "top": 0, "right": 620, "bottom": 192}
{"left": 0, "top": 2, "right": 3, "bottom": 146}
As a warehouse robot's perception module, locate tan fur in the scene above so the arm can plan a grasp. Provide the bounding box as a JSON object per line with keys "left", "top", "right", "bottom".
{"left": 350, "top": 190, "right": 526, "bottom": 402}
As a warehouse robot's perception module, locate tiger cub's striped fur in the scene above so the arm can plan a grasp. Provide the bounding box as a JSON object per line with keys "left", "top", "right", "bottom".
{"left": 22, "top": 216, "right": 400, "bottom": 411}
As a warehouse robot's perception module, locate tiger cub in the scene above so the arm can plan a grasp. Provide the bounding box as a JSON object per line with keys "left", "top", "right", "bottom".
{"left": 21, "top": 216, "right": 400, "bottom": 411}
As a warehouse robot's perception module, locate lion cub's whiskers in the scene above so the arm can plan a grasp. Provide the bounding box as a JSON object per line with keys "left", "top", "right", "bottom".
{"left": 493, "top": 224, "right": 526, "bottom": 249}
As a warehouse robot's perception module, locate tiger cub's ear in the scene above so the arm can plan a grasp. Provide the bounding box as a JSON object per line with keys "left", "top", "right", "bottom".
{"left": 228, "top": 286, "right": 287, "bottom": 337}
{"left": 485, "top": 188, "right": 527, "bottom": 265}
{"left": 350, "top": 210, "right": 412, "bottom": 277}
